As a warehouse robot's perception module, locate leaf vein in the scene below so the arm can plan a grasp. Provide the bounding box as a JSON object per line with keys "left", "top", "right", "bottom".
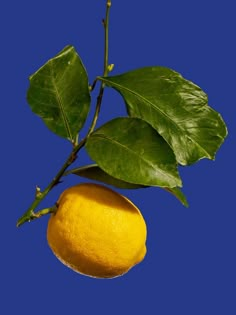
{"left": 91, "top": 133, "right": 178, "bottom": 183}
{"left": 50, "top": 61, "right": 73, "bottom": 142}
{"left": 101, "top": 77, "right": 212, "bottom": 158}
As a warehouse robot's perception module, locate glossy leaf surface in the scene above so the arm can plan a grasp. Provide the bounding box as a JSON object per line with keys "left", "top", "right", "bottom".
{"left": 99, "top": 67, "right": 227, "bottom": 165}
{"left": 27, "top": 45, "right": 91, "bottom": 143}
{"left": 86, "top": 117, "right": 181, "bottom": 188}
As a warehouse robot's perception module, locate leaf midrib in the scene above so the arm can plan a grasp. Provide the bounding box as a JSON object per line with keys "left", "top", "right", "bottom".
{"left": 50, "top": 61, "right": 73, "bottom": 142}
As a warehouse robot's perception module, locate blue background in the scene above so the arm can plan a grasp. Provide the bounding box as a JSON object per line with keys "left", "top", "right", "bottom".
{"left": 1, "top": 0, "right": 235, "bottom": 314}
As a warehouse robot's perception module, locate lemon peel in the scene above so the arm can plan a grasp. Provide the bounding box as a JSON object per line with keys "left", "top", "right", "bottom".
{"left": 47, "top": 183, "right": 147, "bottom": 278}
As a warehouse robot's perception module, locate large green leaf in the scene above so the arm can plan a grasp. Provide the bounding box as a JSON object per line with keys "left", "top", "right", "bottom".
{"left": 86, "top": 117, "right": 182, "bottom": 188}
{"left": 99, "top": 67, "right": 227, "bottom": 165}
{"left": 27, "top": 45, "right": 91, "bottom": 143}
{"left": 65, "top": 164, "right": 188, "bottom": 206}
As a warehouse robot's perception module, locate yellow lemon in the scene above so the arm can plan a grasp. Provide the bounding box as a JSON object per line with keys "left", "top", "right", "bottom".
{"left": 47, "top": 183, "right": 147, "bottom": 278}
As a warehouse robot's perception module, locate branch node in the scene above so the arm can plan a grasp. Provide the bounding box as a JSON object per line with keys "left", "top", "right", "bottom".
{"left": 107, "top": 63, "right": 114, "bottom": 73}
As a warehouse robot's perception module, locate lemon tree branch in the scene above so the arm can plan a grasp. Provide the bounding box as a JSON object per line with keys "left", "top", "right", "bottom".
{"left": 16, "top": 0, "right": 112, "bottom": 227}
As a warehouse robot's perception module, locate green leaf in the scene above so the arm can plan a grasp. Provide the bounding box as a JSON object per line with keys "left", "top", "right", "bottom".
{"left": 27, "top": 45, "right": 91, "bottom": 143}
{"left": 66, "top": 164, "right": 188, "bottom": 206}
{"left": 65, "top": 164, "right": 145, "bottom": 189}
{"left": 99, "top": 67, "right": 227, "bottom": 165}
{"left": 164, "top": 187, "right": 189, "bottom": 207}
{"left": 86, "top": 117, "right": 182, "bottom": 188}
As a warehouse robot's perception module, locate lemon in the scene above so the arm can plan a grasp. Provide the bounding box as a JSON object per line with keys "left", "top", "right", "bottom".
{"left": 47, "top": 183, "right": 147, "bottom": 278}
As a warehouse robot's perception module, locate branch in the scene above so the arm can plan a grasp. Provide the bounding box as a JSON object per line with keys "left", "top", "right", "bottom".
{"left": 16, "top": 1, "right": 112, "bottom": 227}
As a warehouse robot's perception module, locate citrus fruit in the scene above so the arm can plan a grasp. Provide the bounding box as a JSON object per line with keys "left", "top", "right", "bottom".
{"left": 47, "top": 183, "right": 147, "bottom": 278}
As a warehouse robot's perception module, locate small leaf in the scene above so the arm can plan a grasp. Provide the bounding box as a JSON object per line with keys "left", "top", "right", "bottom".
{"left": 27, "top": 45, "right": 91, "bottom": 143}
{"left": 99, "top": 67, "right": 227, "bottom": 165}
{"left": 164, "top": 187, "right": 189, "bottom": 207}
{"left": 86, "top": 117, "right": 182, "bottom": 188}
{"left": 66, "top": 164, "right": 145, "bottom": 189}
{"left": 66, "top": 164, "right": 188, "bottom": 206}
